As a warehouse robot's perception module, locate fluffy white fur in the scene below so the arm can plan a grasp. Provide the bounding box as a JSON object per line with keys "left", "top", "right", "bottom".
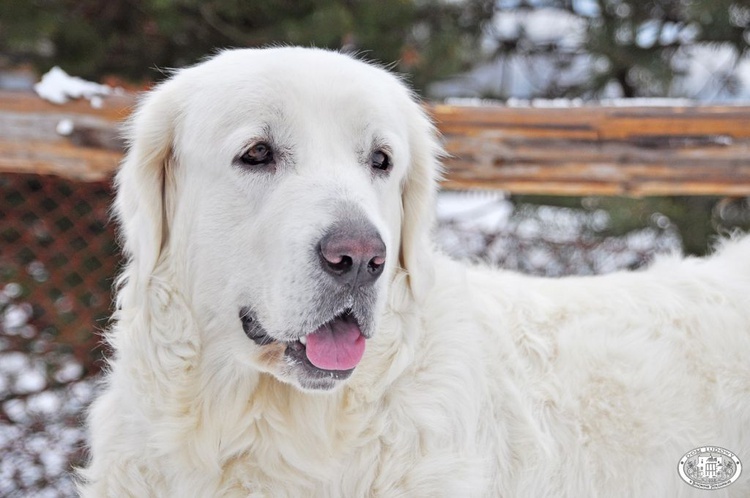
{"left": 81, "top": 47, "right": 750, "bottom": 497}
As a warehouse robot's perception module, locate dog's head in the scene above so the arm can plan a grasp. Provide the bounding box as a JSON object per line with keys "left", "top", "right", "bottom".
{"left": 115, "top": 48, "right": 441, "bottom": 391}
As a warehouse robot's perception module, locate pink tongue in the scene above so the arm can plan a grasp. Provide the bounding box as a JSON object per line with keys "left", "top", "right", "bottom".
{"left": 305, "top": 319, "right": 365, "bottom": 371}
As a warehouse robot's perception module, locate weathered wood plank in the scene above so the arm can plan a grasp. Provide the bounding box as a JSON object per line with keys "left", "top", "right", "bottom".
{"left": 0, "top": 91, "right": 131, "bottom": 181}
{"left": 432, "top": 103, "right": 750, "bottom": 195}
{"left": 1, "top": 90, "right": 750, "bottom": 196}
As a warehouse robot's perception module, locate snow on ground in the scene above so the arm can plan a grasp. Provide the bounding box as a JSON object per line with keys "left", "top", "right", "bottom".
{"left": 435, "top": 191, "right": 682, "bottom": 275}
{"left": 0, "top": 378, "right": 94, "bottom": 496}
{"left": 436, "top": 190, "right": 513, "bottom": 231}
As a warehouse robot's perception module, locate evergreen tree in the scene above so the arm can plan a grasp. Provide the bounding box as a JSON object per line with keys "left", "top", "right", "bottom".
{"left": 0, "top": 0, "right": 494, "bottom": 92}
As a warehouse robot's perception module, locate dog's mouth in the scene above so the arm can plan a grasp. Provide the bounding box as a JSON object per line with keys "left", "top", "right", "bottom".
{"left": 240, "top": 307, "right": 366, "bottom": 381}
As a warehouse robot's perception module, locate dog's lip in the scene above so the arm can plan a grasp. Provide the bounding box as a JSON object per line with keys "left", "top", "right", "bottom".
{"left": 239, "top": 308, "right": 276, "bottom": 346}
{"left": 239, "top": 307, "right": 362, "bottom": 378}
{"left": 239, "top": 307, "right": 363, "bottom": 346}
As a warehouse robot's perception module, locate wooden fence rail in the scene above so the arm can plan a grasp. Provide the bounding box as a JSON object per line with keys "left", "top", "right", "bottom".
{"left": 1, "top": 90, "right": 750, "bottom": 196}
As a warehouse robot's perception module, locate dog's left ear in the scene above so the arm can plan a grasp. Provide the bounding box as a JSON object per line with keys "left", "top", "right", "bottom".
{"left": 399, "top": 104, "right": 444, "bottom": 302}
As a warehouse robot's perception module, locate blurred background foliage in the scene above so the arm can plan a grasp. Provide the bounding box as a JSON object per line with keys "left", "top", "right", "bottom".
{"left": 1, "top": 0, "right": 748, "bottom": 98}
{"left": 0, "top": 0, "right": 494, "bottom": 92}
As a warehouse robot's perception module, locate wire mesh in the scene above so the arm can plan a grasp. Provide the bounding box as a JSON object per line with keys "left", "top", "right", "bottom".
{"left": 0, "top": 172, "right": 120, "bottom": 495}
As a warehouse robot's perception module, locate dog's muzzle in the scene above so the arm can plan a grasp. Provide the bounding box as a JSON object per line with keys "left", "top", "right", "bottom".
{"left": 239, "top": 215, "right": 386, "bottom": 385}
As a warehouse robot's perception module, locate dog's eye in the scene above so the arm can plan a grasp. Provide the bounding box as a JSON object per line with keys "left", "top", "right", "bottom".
{"left": 370, "top": 149, "right": 391, "bottom": 172}
{"left": 240, "top": 142, "right": 274, "bottom": 167}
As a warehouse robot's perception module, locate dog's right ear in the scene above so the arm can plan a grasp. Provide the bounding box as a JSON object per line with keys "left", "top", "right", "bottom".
{"left": 114, "top": 80, "right": 180, "bottom": 289}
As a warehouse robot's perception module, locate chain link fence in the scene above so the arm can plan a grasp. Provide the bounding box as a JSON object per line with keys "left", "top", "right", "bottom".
{"left": 1, "top": 172, "right": 119, "bottom": 496}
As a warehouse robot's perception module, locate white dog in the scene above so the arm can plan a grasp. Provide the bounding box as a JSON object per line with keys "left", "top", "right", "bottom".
{"left": 80, "top": 47, "right": 750, "bottom": 497}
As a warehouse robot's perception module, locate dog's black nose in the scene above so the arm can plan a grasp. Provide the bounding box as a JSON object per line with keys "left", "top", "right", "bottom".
{"left": 319, "top": 221, "right": 386, "bottom": 287}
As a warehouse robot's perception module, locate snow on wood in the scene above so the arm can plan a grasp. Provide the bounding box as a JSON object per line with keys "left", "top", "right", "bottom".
{"left": 34, "top": 67, "right": 114, "bottom": 105}
{"left": 1, "top": 90, "right": 750, "bottom": 196}
{"left": 0, "top": 90, "right": 129, "bottom": 181}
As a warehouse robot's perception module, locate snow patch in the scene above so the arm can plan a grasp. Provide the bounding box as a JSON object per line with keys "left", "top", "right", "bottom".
{"left": 2, "top": 303, "right": 31, "bottom": 330}
{"left": 53, "top": 360, "right": 83, "bottom": 383}
{"left": 491, "top": 8, "right": 585, "bottom": 49}
{"left": 34, "top": 66, "right": 112, "bottom": 105}
{"left": 55, "top": 119, "right": 74, "bottom": 136}
{"left": 89, "top": 95, "right": 104, "bottom": 109}
{"left": 3, "top": 282, "right": 23, "bottom": 298}
{"left": 14, "top": 366, "right": 46, "bottom": 394}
